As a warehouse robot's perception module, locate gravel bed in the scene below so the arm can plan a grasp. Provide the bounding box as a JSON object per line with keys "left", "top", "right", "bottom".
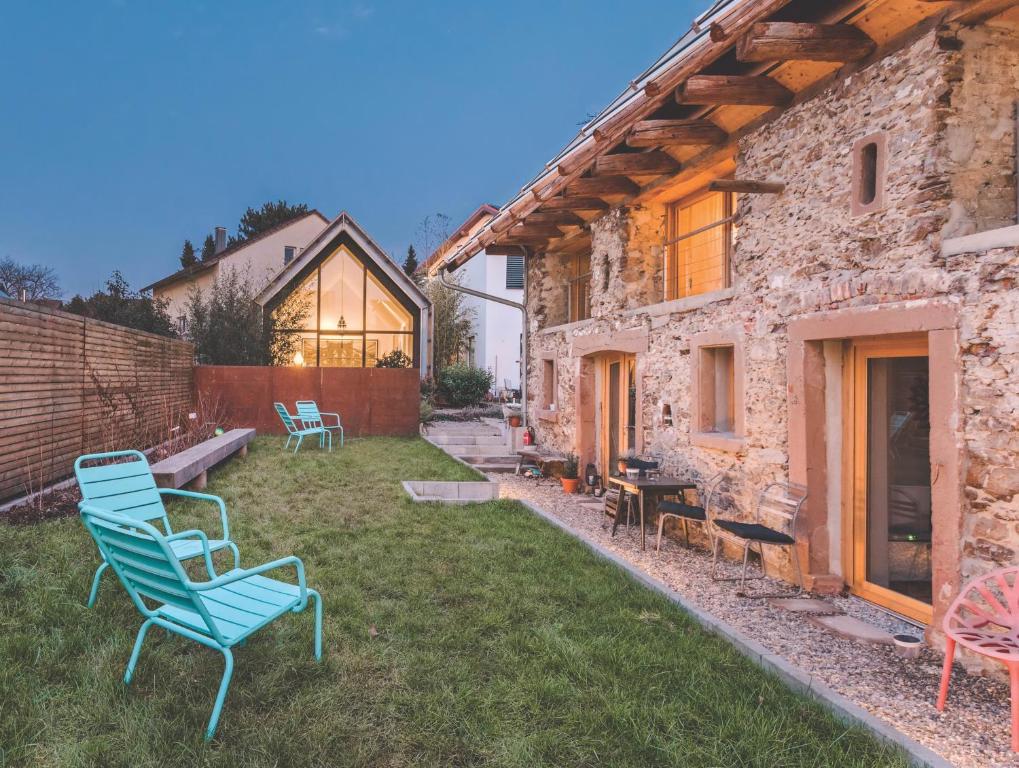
{"left": 493, "top": 472, "right": 1015, "bottom": 768}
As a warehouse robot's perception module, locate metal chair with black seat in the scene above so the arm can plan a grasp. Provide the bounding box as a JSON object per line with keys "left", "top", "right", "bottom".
{"left": 655, "top": 471, "right": 724, "bottom": 555}
{"left": 710, "top": 480, "right": 808, "bottom": 598}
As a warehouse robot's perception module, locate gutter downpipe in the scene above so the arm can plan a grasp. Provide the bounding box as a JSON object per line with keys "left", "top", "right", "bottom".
{"left": 439, "top": 247, "right": 529, "bottom": 430}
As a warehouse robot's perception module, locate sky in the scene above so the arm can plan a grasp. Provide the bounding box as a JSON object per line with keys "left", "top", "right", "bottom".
{"left": 0, "top": 1, "right": 703, "bottom": 298}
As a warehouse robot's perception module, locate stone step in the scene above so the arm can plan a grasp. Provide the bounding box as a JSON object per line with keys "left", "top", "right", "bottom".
{"left": 427, "top": 434, "right": 506, "bottom": 446}
{"left": 471, "top": 461, "right": 519, "bottom": 473}
{"left": 458, "top": 455, "right": 519, "bottom": 464}
{"left": 447, "top": 445, "right": 516, "bottom": 457}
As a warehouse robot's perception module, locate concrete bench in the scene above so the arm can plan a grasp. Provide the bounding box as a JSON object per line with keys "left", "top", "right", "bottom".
{"left": 151, "top": 428, "right": 256, "bottom": 490}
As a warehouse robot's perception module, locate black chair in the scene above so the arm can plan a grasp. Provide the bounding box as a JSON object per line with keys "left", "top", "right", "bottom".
{"left": 710, "top": 481, "right": 807, "bottom": 598}
{"left": 655, "top": 472, "right": 724, "bottom": 554}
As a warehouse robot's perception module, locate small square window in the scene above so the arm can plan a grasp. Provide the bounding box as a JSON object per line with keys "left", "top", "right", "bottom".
{"left": 284, "top": 245, "right": 296, "bottom": 265}
{"left": 699, "top": 345, "right": 735, "bottom": 434}
{"left": 691, "top": 330, "right": 744, "bottom": 452}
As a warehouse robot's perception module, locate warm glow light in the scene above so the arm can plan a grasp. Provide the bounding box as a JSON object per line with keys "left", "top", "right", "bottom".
{"left": 293, "top": 350, "right": 305, "bottom": 366}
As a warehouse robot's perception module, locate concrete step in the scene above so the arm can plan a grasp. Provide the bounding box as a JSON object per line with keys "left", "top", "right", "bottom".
{"left": 427, "top": 434, "right": 506, "bottom": 446}
{"left": 458, "top": 454, "right": 519, "bottom": 464}
{"left": 471, "top": 463, "right": 518, "bottom": 473}
{"left": 448, "top": 445, "right": 517, "bottom": 457}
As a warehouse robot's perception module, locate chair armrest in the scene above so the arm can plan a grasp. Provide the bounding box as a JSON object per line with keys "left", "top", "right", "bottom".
{"left": 319, "top": 412, "right": 342, "bottom": 427}
{"left": 158, "top": 488, "right": 230, "bottom": 540}
{"left": 165, "top": 528, "right": 217, "bottom": 578}
{"left": 190, "top": 556, "right": 308, "bottom": 609}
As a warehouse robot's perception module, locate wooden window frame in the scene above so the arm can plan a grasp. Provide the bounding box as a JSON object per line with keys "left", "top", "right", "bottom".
{"left": 665, "top": 188, "right": 735, "bottom": 302}
{"left": 690, "top": 328, "right": 745, "bottom": 453}
{"left": 567, "top": 252, "right": 592, "bottom": 323}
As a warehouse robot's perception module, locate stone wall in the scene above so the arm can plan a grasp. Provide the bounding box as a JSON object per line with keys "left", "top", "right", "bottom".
{"left": 524, "top": 22, "right": 1019, "bottom": 638}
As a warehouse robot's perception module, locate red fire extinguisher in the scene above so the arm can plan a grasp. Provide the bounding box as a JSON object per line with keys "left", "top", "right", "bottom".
{"left": 522, "top": 426, "right": 535, "bottom": 446}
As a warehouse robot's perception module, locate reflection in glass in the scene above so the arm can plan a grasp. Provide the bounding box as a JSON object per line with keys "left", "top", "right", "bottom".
{"left": 320, "top": 249, "right": 364, "bottom": 331}
{"left": 866, "top": 356, "right": 932, "bottom": 605}
{"left": 365, "top": 333, "right": 413, "bottom": 366}
{"left": 320, "top": 336, "right": 364, "bottom": 367}
{"left": 366, "top": 273, "right": 412, "bottom": 332}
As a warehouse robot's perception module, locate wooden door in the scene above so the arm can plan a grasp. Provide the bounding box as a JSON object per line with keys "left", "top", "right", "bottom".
{"left": 600, "top": 354, "right": 636, "bottom": 474}
{"left": 845, "top": 335, "right": 932, "bottom": 623}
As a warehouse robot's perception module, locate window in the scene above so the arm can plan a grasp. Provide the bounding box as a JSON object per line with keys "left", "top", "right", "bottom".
{"left": 542, "top": 359, "right": 556, "bottom": 409}
{"left": 690, "top": 329, "right": 745, "bottom": 452}
{"left": 271, "top": 244, "right": 415, "bottom": 367}
{"left": 567, "top": 252, "right": 591, "bottom": 323}
{"left": 852, "top": 133, "right": 887, "bottom": 216}
{"left": 505, "top": 254, "right": 524, "bottom": 289}
{"left": 665, "top": 190, "right": 735, "bottom": 301}
{"left": 283, "top": 245, "right": 296, "bottom": 266}
{"left": 177, "top": 314, "right": 187, "bottom": 334}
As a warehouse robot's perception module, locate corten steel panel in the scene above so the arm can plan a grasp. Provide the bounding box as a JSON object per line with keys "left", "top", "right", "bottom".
{"left": 195, "top": 366, "right": 420, "bottom": 437}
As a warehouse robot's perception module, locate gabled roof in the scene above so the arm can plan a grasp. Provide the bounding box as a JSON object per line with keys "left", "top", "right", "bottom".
{"left": 254, "top": 211, "right": 430, "bottom": 310}
{"left": 419, "top": 203, "right": 500, "bottom": 274}
{"left": 144, "top": 210, "right": 330, "bottom": 292}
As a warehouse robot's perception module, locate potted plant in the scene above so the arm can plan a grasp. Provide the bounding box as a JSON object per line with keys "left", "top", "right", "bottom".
{"left": 507, "top": 413, "right": 522, "bottom": 428}
{"left": 560, "top": 453, "right": 580, "bottom": 493}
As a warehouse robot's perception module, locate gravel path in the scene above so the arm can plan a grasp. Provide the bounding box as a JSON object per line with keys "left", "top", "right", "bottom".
{"left": 493, "top": 472, "right": 1016, "bottom": 768}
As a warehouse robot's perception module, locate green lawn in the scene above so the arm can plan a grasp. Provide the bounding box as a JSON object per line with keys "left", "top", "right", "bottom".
{"left": 0, "top": 437, "right": 907, "bottom": 768}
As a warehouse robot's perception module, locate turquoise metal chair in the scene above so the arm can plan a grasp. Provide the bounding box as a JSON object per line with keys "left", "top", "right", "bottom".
{"left": 75, "top": 450, "right": 239, "bottom": 608}
{"left": 79, "top": 504, "right": 322, "bottom": 741}
{"left": 295, "top": 400, "right": 344, "bottom": 448}
{"left": 274, "top": 402, "right": 330, "bottom": 453}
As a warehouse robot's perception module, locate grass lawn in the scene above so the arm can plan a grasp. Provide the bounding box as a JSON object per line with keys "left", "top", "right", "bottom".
{"left": 0, "top": 436, "right": 907, "bottom": 768}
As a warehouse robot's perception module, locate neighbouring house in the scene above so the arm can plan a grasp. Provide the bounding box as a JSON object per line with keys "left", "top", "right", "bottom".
{"left": 145, "top": 211, "right": 330, "bottom": 332}
{"left": 420, "top": 204, "right": 524, "bottom": 393}
{"left": 255, "top": 211, "right": 432, "bottom": 375}
{"left": 435, "top": 0, "right": 1019, "bottom": 647}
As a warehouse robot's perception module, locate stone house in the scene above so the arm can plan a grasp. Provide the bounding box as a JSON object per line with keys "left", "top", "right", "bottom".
{"left": 437, "top": 0, "right": 1019, "bottom": 643}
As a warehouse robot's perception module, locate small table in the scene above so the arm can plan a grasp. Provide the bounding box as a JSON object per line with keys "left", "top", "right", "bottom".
{"left": 606, "top": 475, "right": 697, "bottom": 551}
{"left": 515, "top": 448, "right": 566, "bottom": 476}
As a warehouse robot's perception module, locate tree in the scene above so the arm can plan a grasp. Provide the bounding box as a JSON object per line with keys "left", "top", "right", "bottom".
{"left": 414, "top": 213, "right": 452, "bottom": 261}
{"left": 0, "top": 256, "right": 61, "bottom": 300}
{"left": 179, "top": 240, "right": 197, "bottom": 269}
{"left": 402, "top": 244, "right": 418, "bottom": 276}
{"left": 183, "top": 269, "right": 264, "bottom": 364}
{"left": 64, "top": 271, "right": 176, "bottom": 337}
{"left": 233, "top": 200, "right": 309, "bottom": 244}
{"left": 424, "top": 272, "right": 475, "bottom": 373}
{"left": 200, "top": 234, "right": 217, "bottom": 262}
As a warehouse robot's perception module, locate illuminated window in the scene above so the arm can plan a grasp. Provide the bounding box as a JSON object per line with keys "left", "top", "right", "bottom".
{"left": 272, "top": 245, "right": 415, "bottom": 367}
{"left": 665, "top": 190, "right": 735, "bottom": 301}
{"left": 568, "top": 252, "right": 591, "bottom": 323}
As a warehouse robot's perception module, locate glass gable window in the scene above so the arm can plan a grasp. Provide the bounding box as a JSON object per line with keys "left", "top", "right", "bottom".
{"left": 272, "top": 245, "right": 416, "bottom": 367}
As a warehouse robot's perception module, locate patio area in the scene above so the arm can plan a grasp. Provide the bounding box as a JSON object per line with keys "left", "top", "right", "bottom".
{"left": 492, "top": 471, "right": 1018, "bottom": 768}
{"left": 0, "top": 436, "right": 911, "bottom": 767}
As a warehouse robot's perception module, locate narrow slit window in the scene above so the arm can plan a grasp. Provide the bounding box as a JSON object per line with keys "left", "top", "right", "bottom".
{"left": 859, "top": 142, "right": 878, "bottom": 206}
{"left": 542, "top": 359, "right": 556, "bottom": 409}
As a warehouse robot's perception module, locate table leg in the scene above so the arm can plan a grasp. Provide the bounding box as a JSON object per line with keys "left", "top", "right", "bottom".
{"left": 639, "top": 491, "right": 646, "bottom": 551}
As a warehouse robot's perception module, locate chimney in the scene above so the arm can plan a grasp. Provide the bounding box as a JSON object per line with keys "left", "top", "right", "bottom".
{"left": 214, "top": 226, "right": 227, "bottom": 254}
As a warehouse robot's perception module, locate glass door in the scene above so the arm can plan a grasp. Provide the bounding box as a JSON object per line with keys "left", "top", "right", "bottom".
{"left": 849, "top": 336, "right": 932, "bottom": 623}
{"left": 601, "top": 354, "right": 636, "bottom": 476}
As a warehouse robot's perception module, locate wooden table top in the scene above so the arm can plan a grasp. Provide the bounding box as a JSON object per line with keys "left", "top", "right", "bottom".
{"left": 606, "top": 475, "right": 696, "bottom": 493}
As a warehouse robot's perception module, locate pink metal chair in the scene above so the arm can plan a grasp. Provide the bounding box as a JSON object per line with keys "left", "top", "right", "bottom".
{"left": 937, "top": 566, "right": 1019, "bottom": 751}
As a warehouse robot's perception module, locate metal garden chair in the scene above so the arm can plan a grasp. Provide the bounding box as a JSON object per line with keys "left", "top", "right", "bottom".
{"left": 710, "top": 480, "right": 807, "bottom": 598}
{"left": 295, "top": 400, "right": 344, "bottom": 448}
{"left": 274, "top": 402, "right": 331, "bottom": 453}
{"left": 75, "top": 450, "right": 239, "bottom": 608}
{"left": 938, "top": 566, "right": 1019, "bottom": 752}
{"left": 655, "top": 471, "right": 725, "bottom": 555}
{"left": 79, "top": 504, "right": 322, "bottom": 741}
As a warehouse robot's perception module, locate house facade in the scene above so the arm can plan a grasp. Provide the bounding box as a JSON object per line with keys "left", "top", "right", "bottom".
{"left": 256, "top": 211, "right": 432, "bottom": 375}
{"left": 422, "top": 205, "right": 524, "bottom": 391}
{"left": 146, "top": 211, "right": 329, "bottom": 331}
{"left": 437, "top": 0, "right": 1019, "bottom": 641}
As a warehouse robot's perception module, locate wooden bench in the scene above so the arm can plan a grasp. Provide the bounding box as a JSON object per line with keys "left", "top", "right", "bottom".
{"left": 151, "top": 428, "right": 256, "bottom": 490}
{"left": 515, "top": 447, "right": 567, "bottom": 476}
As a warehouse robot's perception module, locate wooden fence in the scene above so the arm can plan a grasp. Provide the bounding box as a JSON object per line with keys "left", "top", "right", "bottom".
{"left": 194, "top": 366, "right": 420, "bottom": 437}
{"left": 0, "top": 297, "right": 194, "bottom": 502}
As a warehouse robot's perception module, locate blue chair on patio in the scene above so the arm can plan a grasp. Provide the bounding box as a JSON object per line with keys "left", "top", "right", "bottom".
{"left": 295, "top": 400, "right": 344, "bottom": 448}
{"left": 79, "top": 503, "right": 323, "bottom": 741}
{"left": 274, "top": 402, "right": 331, "bottom": 453}
{"left": 74, "top": 450, "right": 240, "bottom": 608}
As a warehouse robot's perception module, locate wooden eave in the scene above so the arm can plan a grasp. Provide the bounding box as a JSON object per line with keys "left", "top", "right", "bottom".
{"left": 442, "top": 0, "right": 990, "bottom": 270}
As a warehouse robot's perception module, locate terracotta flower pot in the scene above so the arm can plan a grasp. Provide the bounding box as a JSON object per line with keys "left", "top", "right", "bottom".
{"left": 561, "top": 477, "right": 580, "bottom": 494}
{"left": 508, "top": 415, "right": 522, "bottom": 428}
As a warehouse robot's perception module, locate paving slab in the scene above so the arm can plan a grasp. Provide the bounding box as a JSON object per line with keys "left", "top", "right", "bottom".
{"left": 809, "top": 614, "right": 895, "bottom": 646}
{"left": 769, "top": 597, "right": 843, "bottom": 615}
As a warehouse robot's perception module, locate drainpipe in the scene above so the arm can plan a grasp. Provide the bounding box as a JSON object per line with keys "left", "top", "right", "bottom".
{"left": 439, "top": 247, "right": 529, "bottom": 430}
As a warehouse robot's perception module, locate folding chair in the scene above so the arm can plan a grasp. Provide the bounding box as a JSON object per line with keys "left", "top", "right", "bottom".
{"left": 710, "top": 481, "right": 807, "bottom": 598}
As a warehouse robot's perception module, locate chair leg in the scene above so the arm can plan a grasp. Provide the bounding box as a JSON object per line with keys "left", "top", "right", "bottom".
{"left": 124, "top": 618, "right": 155, "bottom": 684}
{"left": 285, "top": 435, "right": 293, "bottom": 452}
{"left": 656, "top": 514, "right": 667, "bottom": 555}
{"left": 339, "top": 427, "right": 344, "bottom": 448}
{"left": 936, "top": 637, "right": 955, "bottom": 711}
{"left": 87, "top": 561, "right": 109, "bottom": 608}
{"left": 327, "top": 431, "right": 332, "bottom": 452}
{"left": 738, "top": 544, "right": 752, "bottom": 594}
{"left": 682, "top": 518, "right": 690, "bottom": 548}
{"left": 1010, "top": 663, "right": 1019, "bottom": 752}
{"left": 711, "top": 535, "right": 722, "bottom": 580}
{"left": 790, "top": 543, "right": 805, "bottom": 596}
{"left": 309, "top": 588, "right": 323, "bottom": 661}
{"left": 294, "top": 435, "right": 302, "bottom": 454}
{"left": 205, "top": 647, "right": 235, "bottom": 742}
{"left": 228, "top": 541, "right": 240, "bottom": 571}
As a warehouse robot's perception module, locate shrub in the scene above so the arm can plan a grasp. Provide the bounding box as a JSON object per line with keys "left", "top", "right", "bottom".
{"left": 437, "top": 364, "right": 494, "bottom": 408}
{"left": 419, "top": 398, "right": 435, "bottom": 425}
{"left": 376, "top": 349, "right": 413, "bottom": 368}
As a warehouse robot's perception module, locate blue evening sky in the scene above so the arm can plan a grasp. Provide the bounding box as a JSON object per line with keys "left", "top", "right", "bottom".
{"left": 0, "top": 1, "right": 701, "bottom": 298}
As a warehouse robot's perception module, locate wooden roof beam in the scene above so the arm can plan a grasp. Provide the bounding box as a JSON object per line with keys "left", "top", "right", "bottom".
{"left": 709, "top": 179, "right": 785, "bottom": 194}
{"left": 676, "top": 75, "right": 792, "bottom": 107}
{"left": 539, "top": 196, "right": 610, "bottom": 212}
{"left": 594, "top": 150, "right": 681, "bottom": 176}
{"left": 523, "top": 211, "right": 585, "bottom": 227}
{"left": 565, "top": 176, "right": 640, "bottom": 197}
{"left": 509, "top": 223, "right": 565, "bottom": 239}
{"left": 737, "top": 22, "right": 876, "bottom": 63}
{"left": 626, "top": 119, "right": 727, "bottom": 149}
